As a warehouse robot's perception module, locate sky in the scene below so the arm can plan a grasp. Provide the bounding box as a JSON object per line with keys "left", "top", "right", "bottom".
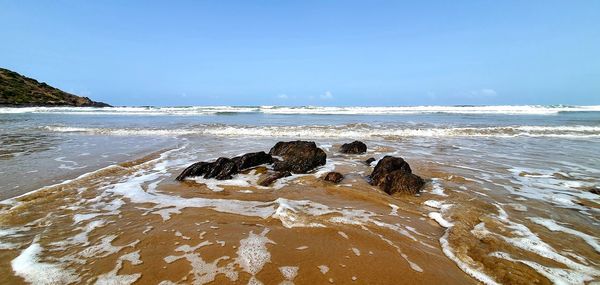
{"left": 1, "top": 1, "right": 599, "bottom": 106}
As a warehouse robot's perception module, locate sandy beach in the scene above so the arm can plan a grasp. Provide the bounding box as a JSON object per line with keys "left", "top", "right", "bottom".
{"left": 0, "top": 106, "right": 599, "bottom": 284}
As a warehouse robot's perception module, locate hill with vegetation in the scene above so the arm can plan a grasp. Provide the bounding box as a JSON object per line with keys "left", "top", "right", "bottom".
{"left": 0, "top": 68, "right": 110, "bottom": 107}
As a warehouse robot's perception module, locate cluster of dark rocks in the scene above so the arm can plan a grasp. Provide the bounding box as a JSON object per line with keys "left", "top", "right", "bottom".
{"left": 176, "top": 141, "right": 326, "bottom": 186}
{"left": 177, "top": 140, "right": 425, "bottom": 195}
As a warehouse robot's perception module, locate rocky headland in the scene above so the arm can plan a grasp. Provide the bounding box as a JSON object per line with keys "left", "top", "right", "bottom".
{"left": 0, "top": 67, "right": 110, "bottom": 107}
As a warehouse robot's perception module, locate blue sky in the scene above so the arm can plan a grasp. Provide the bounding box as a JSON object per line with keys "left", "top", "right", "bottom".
{"left": 1, "top": 1, "right": 599, "bottom": 106}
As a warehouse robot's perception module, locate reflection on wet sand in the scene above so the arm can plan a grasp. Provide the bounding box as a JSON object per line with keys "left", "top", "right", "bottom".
{"left": 0, "top": 133, "right": 59, "bottom": 160}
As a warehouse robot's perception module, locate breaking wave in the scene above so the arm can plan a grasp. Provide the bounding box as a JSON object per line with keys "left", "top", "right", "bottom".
{"left": 43, "top": 124, "right": 600, "bottom": 138}
{"left": 3, "top": 105, "right": 600, "bottom": 115}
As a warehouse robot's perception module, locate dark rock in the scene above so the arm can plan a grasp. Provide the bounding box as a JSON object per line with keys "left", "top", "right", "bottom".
{"left": 257, "top": 171, "right": 291, "bottom": 186}
{"left": 369, "top": 155, "right": 424, "bottom": 195}
{"left": 380, "top": 171, "right": 425, "bottom": 195}
{"left": 340, "top": 141, "right": 367, "bottom": 154}
{"left": 176, "top": 157, "right": 239, "bottom": 181}
{"left": 177, "top": 151, "right": 272, "bottom": 182}
{"left": 232, "top": 151, "right": 272, "bottom": 170}
{"left": 324, "top": 172, "right": 344, "bottom": 183}
{"left": 365, "top": 157, "right": 376, "bottom": 165}
{"left": 269, "top": 141, "right": 327, "bottom": 173}
{"left": 176, "top": 161, "right": 212, "bottom": 181}
{"left": 204, "top": 157, "right": 239, "bottom": 180}
{"left": 369, "top": 156, "right": 412, "bottom": 187}
{"left": 589, "top": 188, "right": 600, "bottom": 195}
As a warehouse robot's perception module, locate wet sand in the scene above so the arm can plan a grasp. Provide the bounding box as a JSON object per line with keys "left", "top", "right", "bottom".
{"left": 0, "top": 148, "right": 474, "bottom": 284}
{"left": 1, "top": 137, "right": 599, "bottom": 284}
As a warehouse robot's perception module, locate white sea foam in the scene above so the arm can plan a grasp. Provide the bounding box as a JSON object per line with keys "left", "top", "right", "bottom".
{"left": 55, "top": 156, "right": 86, "bottom": 170}
{"left": 428, "top": 212, "right": 453, "bottom": 228}
{"left": 527, "top": 217, "right": 600, "bottom": 253}
{"left": 51, "top": 220, "right": 106, "bottom": 248}
{"left": 388, "top": 204, "right": 399, "bottom": 216}
{"left": 425, "top": 203, "right": 500, "bottom": 285}
{"left": 95, "top": 251, "right": 142, "bottom": 285}
{"left": 279, "top": 266, "right": 299, "bottom": 281}
{"left": 424, "top": 200, "right": 443, "bottom": 209}
{"left": 79, "top": 235, "right": 139, "bottom": 258}
{"left": 4, "top": 105, "right": 600, "bottom": 115}
{"left": 164, "top": 240, "right": 238, "bottom": 284}
{"left": 504, "top": 167, "right": 599, "bottom": 210}
{"left": 236, "top": 229, "right": 274, "bottom": 277}
{"left": 474, "top": 209, "right": 600, "bottom": 284}
{"left": 42, "top": 124, "right": 600, "bottom": 138}
{"left": 11, "top": 240, "right": 80, "bottom": 285}
{"left": 428, "top": 179, "right": 447, "bottom": 196}
{"left": 191, "top": 175, "right": 252, "bottom": 192}
{"left": 439, "top": 232, "right": 500, "bottom": 285}
{"left": 491, "top": 252, "right": 597, "bottom": 285}
{"left": 73, "top": 213, "right": 103, "bottom": 224}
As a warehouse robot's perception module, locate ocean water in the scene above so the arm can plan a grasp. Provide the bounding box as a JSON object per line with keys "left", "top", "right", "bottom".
{"left": 0, "top": 105, "right": 599, "bottom": 284}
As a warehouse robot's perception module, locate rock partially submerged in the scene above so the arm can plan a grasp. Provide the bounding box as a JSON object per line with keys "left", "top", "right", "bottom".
{"left": 269, "top": 141, "right": 327, "bottom": 173}
{"left": 176, "top": 161, "right": 214, "bottom": 181}
{"left": 365, "top": 157, "right": 376, "bottom": 165}
{"left": 380, "top": 172, "right": 425, "bottom": 195}
{"left": 233, "top": 151, "right": 273, "bottom": 170}
{"left": 176, "top": 151, "right": 272, "bottom": 181}
{"left": 340, "top": 141, "right": 367, "bottom": 154}
{"left": 177, "top": 142, "right": 327, "bottom": 185}
{"left": 369, "top": 156, "right": 424, "bottom": 195}
{"left": 202, "top": 157, "right": 239, "bottom": 180}
{"left": 177, "top": 142, "right": 425, "bottom": 195}
{"left": 323, "top": 172, "right": 344, "bottom": 183}
{"left": 257, "top": 171, "right": 291, "bottom": 186}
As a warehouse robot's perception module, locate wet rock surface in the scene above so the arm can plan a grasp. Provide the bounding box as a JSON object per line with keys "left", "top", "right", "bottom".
{"left": 232, "top": 151, "right": 273, "bottom": 170}
{"left": 177, "top": 151, "right": 273, "bottom": 181}
{"left": 369, "top": 156, "right": 424, "bottom": 195}
{"left": 269, "top": 141, "right": 327, "bottom": 173}
{"left": 176, "top": 161, "right": 213, "bottom": 181}
{"left": 323, "top": 172, "right": 344, "bottom": 183}
{"left": 365, "top": 157, "right": 376, "bottom": 165}
{"left": 380, "top": 172, "right": 425, "bottom": 195}
{"left": 177, "top": 141, "right": 326, "bottom": 181}
{"left": 340, "top": 140, "right": 367, "bottom": 154}
{"left": 176, "top": 157, "right": 239, "bottom": 181}
{"left": 257, "top": 171, "right": 291, "bottom": 186}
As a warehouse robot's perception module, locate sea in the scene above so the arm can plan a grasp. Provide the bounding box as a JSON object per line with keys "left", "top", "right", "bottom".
{"left": 0, "top": 105, "right": 599, "bottom": 284}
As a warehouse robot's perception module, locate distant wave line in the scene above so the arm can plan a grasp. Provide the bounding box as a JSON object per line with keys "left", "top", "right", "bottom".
{"left": 3, "top": 105, "right": 600, "bottom": 115}
{"left": 43, "top": 125, "right": 600, "bottom": 138}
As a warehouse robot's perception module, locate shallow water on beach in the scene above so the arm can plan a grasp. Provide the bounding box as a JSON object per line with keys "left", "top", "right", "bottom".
{"left": 0, "top": 106, "right": 599, "bottom": 285}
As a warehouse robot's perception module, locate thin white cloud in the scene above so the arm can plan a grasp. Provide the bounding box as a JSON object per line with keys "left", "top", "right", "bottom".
{"left": 320, "top": 91, "right": 333, "bottom": 100}
{"left": 277, "top": 94, "right": 288, "bottom": 99}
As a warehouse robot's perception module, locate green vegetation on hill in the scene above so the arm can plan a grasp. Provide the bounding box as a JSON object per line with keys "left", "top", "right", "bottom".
{"left": 0, "top": 68, "right": 110, "bottom": 107}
